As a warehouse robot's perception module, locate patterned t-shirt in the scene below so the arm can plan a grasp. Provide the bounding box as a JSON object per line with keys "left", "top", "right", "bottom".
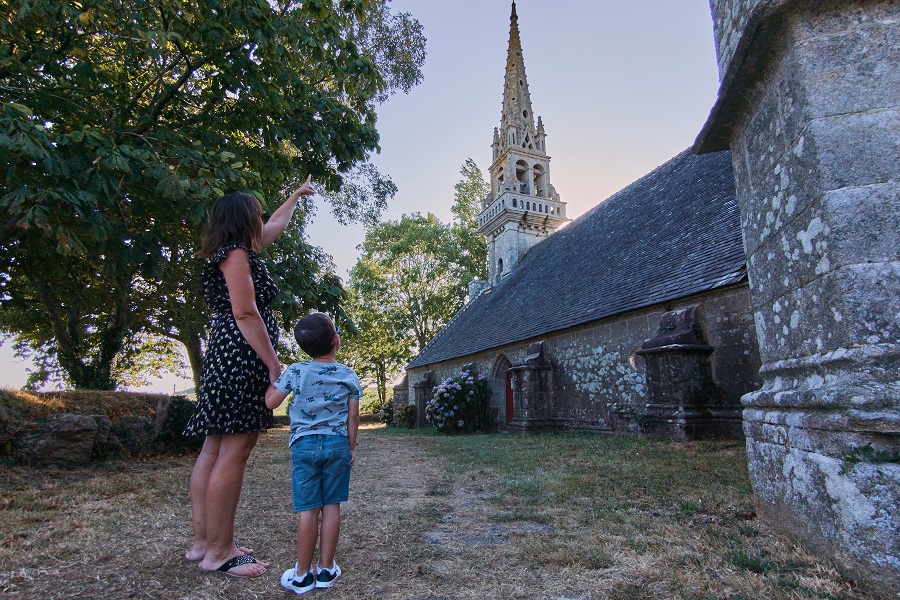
{"left": 273, "top": 360, "right": 363, "bottom": 447}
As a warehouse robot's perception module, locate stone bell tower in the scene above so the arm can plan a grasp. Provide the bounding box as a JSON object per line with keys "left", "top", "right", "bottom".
{"left": 477, "top": 1, "right": 568, "bottom": 286}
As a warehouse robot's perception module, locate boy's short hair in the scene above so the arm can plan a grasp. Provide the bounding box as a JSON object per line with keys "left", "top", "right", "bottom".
{"left": 294, "top": 312, "right": 336, "bottom": 358}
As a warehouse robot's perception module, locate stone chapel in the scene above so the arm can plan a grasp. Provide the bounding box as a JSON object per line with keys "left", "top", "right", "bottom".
{"left": 400, "top": 2, "right": 763, "bottom": 440}
{"left": 402, "top": 1, "right": 899, "bottom": 593}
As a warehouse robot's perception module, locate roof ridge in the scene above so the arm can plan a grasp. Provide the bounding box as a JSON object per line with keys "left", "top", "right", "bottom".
{"left": 407, "top": 149, "right": 744, "bottom": 369}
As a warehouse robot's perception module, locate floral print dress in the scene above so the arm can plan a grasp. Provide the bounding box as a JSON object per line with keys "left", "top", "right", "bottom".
{"left": 184, "top": 243, "right": 278, "bottom": 436}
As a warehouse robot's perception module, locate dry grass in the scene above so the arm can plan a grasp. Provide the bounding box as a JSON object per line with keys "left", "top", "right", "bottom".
{"left": 0, "top": 389, "right": 164, "bottom": 421}
{"left": 0, "top": 425, "right": 874, "bottom": 599}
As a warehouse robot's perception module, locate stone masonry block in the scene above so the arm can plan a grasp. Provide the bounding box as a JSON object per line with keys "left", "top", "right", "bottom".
{"left": 839, "top": 262, "right": 900, "bottom": 346}
{"left": 744, "top": 182, "right": 900, "bottom": 309}
{"left": 751, "top": 271, "right": 851, "bottom": 363}
{"left": 743, "top": 433, "right": 900, "bottom": 590}
{"left": 794, "top": 6, "right": 900, "bottom": 119}
{"left": 791, "top": 1, "right": 899, "bottom": 42}
{"left": 820, "top": 183, "right": 900, "bottom": 268}
{"left": 743, "top": 410, "right": 899, "bottom": 454}
{"left": 734, "top": 117, "right": 826, "bottom": 259}
{"left": 744, "top": 216, "right": 827, "bottom": 310}
{"left": 626, "top": 314, "right": 651, "bottom": 342}
{"left": 743, "top": 340, "right": 900, "bottom": 413}
{"left": 806, "top": 108, "right": 900, "bottom": 192}
{"left": 751, "top": 261, "right": 899, "bottom": 364}
{"left": 710, "top": 0, "right": 768, "bottom": 76}
{"left": 743, "top": 48, "right": 804, "bottom": 164}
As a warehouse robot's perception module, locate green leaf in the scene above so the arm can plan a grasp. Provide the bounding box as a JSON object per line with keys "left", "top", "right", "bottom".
{"left": 7, "top": 102, "right": 33, "bottom": 116}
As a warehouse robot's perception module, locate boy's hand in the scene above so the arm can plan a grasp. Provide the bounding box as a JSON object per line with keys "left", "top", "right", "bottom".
{"left": 350, "top": 449, "right": 356, "bottom": 467}
{"left": 265, "top": 383, "right": 288, "bottom": 410}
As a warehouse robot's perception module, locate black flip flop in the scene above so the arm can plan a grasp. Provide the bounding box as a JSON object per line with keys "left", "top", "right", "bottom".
{"left": 183, "top": 541, "right": 254, "bottom": 563}
{"left": 214, "top": 554, "right": 265, "bottom": 578}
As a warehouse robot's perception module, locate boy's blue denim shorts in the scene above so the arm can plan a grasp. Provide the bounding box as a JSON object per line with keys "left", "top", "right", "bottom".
{"left": 290, "top": 434, "right": 351, "bottom": 512}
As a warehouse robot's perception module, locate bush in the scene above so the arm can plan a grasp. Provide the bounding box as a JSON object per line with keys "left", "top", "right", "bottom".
{"left": 360, "top": 395, "right": 385, "bottom": 416}
{"left": 395, "top": 404, "right": 416, "bottom": 428}
{"left": 425, "top": 370, "right": 489, "bottom": 434}
{"left": 379, "top": 399, "right": 394, "bottom": 425}
{"left": 153, "top": 395, "right": 203, "bottom": 453}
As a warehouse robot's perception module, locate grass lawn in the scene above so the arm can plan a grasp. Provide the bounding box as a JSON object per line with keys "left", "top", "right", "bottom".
{"left": 0, "top": 424, "right": 870, "bottom": 599}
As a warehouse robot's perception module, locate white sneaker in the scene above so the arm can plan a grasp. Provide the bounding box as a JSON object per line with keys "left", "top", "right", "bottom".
{"left": 281, "top": 563, "right": 316, "bottom": 595}
{"left": 315, "top": 561, "right": 342, "bottom": 588}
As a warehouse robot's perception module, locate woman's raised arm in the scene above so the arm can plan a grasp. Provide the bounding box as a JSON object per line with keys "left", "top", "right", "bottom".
{"left": 259, "top": 175, "right": 316, "bottom": 251}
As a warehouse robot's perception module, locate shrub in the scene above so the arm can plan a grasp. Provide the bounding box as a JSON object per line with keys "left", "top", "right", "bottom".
{"left": 360, "top": 395, "right": 385, "bottom": 416}
{"left": 395, "top": 404, "right": 416, "bottom": 428}
{"left": 425, "top": 370, "right": 489, "bottom": 434}
{"left": 379, "top": 398, "right": 395, "bottom": 425}
{"left": 153, "top": 395, "right": 203, "bottom": 453}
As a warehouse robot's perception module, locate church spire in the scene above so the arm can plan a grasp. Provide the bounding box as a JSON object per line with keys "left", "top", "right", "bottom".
{"left": 500, "top": 0, "right": 536, "bottom": 153}
{"left": 477, "top": 1, "right": 568, "bottom": 286}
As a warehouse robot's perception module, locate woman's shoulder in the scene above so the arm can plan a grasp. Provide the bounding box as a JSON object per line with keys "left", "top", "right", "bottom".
{"left": 206, "top": 243, "right": 254, "bottom": 264}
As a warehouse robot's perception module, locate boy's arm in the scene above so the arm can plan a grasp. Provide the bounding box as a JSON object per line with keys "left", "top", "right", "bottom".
{"left": 265, "top": 384, "right": 289, "bottom": 409}
{"left": 347, "top": 398, "right": 359, "bottom": 466}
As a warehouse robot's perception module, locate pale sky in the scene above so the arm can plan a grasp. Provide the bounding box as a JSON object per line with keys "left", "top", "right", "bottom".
{"left": 0, "top": 0, "right": 722, "bottom": 392}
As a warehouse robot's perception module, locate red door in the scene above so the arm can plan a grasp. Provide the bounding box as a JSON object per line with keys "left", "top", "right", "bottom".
{"left": 505, "top": 370, "right": 514, "bottom": 425}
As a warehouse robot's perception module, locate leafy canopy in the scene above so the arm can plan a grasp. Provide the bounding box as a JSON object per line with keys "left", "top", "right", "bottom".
{"left": 0, "top": 0, "right": 425, "bottom": 389}
{"left": 343, "top": 159, "right": 489, "bottom": 402}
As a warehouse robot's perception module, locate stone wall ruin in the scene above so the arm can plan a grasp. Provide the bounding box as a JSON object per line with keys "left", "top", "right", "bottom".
{"left": 695, "top": 0, "right": 900, "bottom": 592}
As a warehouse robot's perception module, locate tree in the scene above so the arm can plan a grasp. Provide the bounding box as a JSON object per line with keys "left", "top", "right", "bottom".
{"left": 342, "top": 159, "right": 489, "bottom": 401}
{"left": 351, "top": 214, "right": 464, "bottom": 352}
{"left": 0, "top": 0, "right": 425, "bottom": 389}
{"left": 339, "top": 289, "right": 409, "bottom": 409}
{"left": 451, "top": 158, "right": 490, "bottom": 282}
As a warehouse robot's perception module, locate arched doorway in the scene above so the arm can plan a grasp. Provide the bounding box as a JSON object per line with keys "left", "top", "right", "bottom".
{"left": 505, "top": 370, "right": 514, "bottom": 426}
{"left": 491, "top": 355, "right": 513, "bottom": 430}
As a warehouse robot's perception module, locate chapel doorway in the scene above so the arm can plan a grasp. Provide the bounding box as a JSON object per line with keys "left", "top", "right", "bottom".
{"left": 491, "top": 355, "right": 513, "bottom": 430}
{"left": 505, "top": 370, "right": 514, "bottom": 426}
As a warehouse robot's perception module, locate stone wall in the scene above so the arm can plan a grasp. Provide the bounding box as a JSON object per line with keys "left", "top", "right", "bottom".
{"left": 1, "top": 393, "right": 200, "bottom": 467}
{"left": 696, "top": 0, "right": 900, "bottom": 593}
{"left": 406, "top": 284, "right": 760, "bottom": 438}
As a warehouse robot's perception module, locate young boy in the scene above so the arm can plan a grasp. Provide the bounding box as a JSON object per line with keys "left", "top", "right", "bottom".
{"left": 265, "top": 312, "right": 362, "bottom": 595}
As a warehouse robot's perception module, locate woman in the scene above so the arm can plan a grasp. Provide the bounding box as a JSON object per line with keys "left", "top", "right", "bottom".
{"left": 183, "top": 176, "right": 315, "bottom": 577}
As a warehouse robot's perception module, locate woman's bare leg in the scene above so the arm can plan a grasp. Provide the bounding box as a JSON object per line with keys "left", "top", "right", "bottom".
{"left": 185, "top": 435, "right": 221, "bottom": 561}
{"left": 198, "top": 432, "right": 267, "bottom": 576}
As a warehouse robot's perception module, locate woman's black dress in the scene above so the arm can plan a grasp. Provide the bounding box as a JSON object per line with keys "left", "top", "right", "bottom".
{"left": 184, "top": 243, "right": 278, "bottom": 436}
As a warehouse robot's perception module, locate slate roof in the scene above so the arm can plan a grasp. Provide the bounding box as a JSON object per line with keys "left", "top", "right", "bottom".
{"left": 408, "top": 148, "right": 745, "bottom": 369}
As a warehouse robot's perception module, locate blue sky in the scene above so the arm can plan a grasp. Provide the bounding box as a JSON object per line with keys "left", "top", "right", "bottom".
{"left": 0, "top": 0, "right": 722, "bottom": 391}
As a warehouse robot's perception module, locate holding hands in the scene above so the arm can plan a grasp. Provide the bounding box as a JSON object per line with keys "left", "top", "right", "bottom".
{"left": 268, "top": 365, "right": 282, "bottom": 386}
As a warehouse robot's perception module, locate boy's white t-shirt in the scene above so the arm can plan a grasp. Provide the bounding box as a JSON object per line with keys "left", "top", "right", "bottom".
{"left": 272, "top": 361, "right": 362, "bottom": 447}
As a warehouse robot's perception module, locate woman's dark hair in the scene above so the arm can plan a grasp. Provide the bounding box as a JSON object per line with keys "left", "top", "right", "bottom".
{"left": 198, "top": 192, "right": 263, "bottom": 258}
{"left": 294, "top": 313, "right": 337, "bottom": 358}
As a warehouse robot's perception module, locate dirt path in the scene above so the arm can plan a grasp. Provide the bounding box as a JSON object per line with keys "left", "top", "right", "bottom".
{"left": 1, "top": 425, "right": 549, "bottom": 599}
{"left": 0, "top": 424, "right": 867, "bottom": 599}
{"left": 296, "top": 425, "right": 554, "bottom": 599}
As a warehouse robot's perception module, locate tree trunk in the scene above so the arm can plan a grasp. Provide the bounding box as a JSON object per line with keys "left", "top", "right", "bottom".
{"left": 179, "top": 330, "right": 204, "bottom": 392}
{"left": 376, "top": 362, "right": 387, "bottom": 406}
{"left": 32, "top": 277, "right": 121, "bottom": 390}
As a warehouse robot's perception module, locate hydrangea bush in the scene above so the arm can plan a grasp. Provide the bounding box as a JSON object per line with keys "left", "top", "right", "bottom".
{"left": 425, "top": 370, "right": 490, "bottom": 433}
